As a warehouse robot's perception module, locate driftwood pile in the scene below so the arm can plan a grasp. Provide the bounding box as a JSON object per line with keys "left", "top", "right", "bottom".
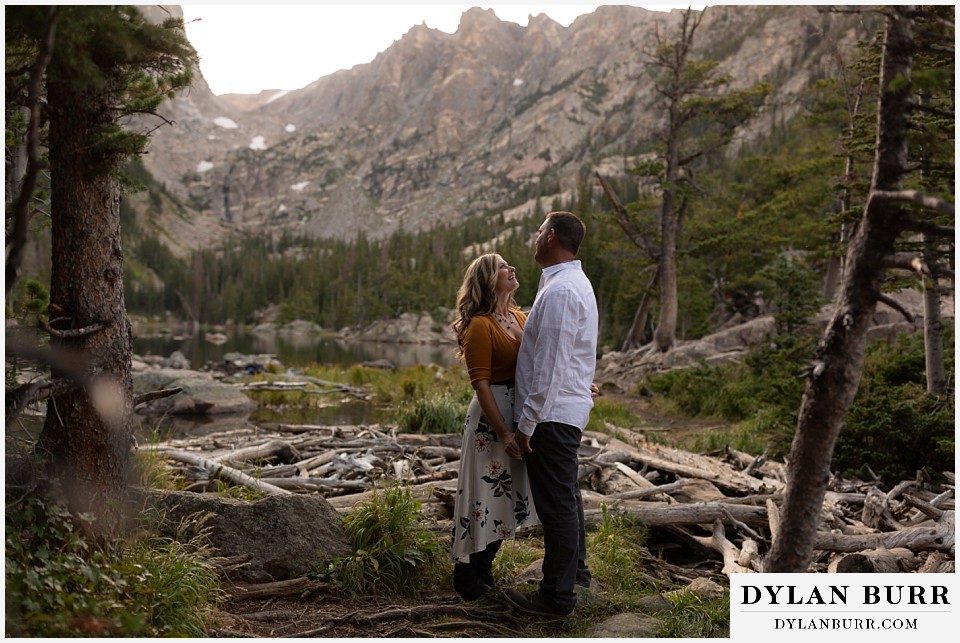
{"left": 142, "top": 419, "right": 955, "bottom": 576}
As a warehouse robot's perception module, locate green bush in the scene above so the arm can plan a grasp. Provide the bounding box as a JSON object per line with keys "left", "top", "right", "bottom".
{"left": 315, "top": 483, "right": 446, "bottom": 596}
{"left": 646, "top": 337, "right": 813, "bottom": 457}
{"left": 833, "top": 329, "right": 954, "bottom": 485}
{"left": 646, "top": 320, "right": 953, "bottom": 486}
{"left": 5, "top": 494, "right": 220, "bottom": 637}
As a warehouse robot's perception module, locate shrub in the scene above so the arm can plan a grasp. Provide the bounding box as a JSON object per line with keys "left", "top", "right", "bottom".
{"left": 315, "top": 483, "right": 446, "bottom": 596}
{"left": 833, "top": 327, "right": 954, "bottom": 485}
{"left": 5, "top": 493, "right": 220, "bottom": 637}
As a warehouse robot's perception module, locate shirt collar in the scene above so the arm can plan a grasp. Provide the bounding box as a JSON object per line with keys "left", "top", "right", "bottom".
{"left": 542, "top": 259, "right": 580, "bottom": 276}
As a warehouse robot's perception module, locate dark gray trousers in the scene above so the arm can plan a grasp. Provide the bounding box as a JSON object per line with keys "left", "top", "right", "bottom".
{"left": 525, "top": 421, "right": 590, "bottom": 611}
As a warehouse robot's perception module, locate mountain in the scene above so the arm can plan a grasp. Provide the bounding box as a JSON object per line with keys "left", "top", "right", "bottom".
{"left": 139, "top": 5, "right": 870, "bottom": 252}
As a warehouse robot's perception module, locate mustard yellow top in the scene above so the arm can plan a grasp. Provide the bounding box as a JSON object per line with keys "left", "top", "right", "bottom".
{"left": 461, "top": 310, "right": 526, "bottom": 386}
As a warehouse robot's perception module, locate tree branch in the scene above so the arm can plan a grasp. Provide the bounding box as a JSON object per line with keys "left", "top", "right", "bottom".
{"left": 594, "top": 171, "right": 659, "bottom": 260}
{"left": 907, "top": 219, "right": 955, "bottom": 238}
{"left": 877, "top": 293, "right": 915, "bottom": 323}
{"left": 882, "top": 252, "right": 929, "bottom": 274}
{"left": 133, "top": 387, "right": 183, "bottom": 407}
{"left": 6, "top": 6, "right": 59, "bottom": 299}
{"left": 39, "top": 317, "right": 106, "bottom": 339}
{"left": 5, "top": 378, "right": 76, "bottom": 426}
{"left": 872, "top": 189, "right": 954, "bottom": 216}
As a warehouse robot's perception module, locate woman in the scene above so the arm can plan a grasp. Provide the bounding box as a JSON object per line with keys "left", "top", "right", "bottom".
{"left": 449, "top": 253, "right": 538, "bottom": 601}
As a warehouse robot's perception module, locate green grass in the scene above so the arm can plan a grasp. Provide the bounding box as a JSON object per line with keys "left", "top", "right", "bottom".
{"left": 5, "top": 493, "right": 222, "bottom": 637}
{"left": 586, "top": 504, "right": 654, "bottom": 592}
{"left": 657, "top": 587, "right": 731, "bottom": 638}
{"left": 586, "top": 397, "right": 646, "bottom": 433}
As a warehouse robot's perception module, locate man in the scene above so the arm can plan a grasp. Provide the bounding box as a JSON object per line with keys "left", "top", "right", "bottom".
{"left": 503, "top": 211, "right": 598, "bottom": 617}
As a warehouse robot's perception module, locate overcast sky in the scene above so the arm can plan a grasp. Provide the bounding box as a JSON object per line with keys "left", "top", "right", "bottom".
{"left": 181, "top": 3, "right": 692, "bottom": 96}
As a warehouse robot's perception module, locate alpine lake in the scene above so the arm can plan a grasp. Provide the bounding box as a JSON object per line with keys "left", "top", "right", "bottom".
{"left": 131, "top": 325, "right": 459, "bottom": 439}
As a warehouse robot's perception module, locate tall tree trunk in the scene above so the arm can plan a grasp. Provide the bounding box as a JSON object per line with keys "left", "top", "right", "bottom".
{"left": 766, "top": 7, "right": 915, "bottom": 572}
{"left": 621, "top": 267, "right": 658, "bottom": 351}
{"left": 921, "top": 234, "right": 946, "bottom": 393}
{"left": 38, "top": 62, "right": 134, "bottom": 533}
{"left": 653, "top": 106, "right": 683, "bottom": 353}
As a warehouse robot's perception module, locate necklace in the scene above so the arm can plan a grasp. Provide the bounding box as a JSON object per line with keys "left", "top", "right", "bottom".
{"left": 495, "top": 311, "right": 514, "bottom": 328}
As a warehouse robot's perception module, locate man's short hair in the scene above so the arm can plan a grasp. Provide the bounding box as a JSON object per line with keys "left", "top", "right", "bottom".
{"left": 546, "top": 211, "right": 586, "bottom": 254}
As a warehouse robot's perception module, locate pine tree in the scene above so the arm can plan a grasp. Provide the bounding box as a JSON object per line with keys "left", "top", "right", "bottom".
{"left": 5, "top": 5, "right": 197, "bottom": 533}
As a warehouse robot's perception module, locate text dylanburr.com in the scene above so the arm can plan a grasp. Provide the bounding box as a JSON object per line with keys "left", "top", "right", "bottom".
{"left": 730, "top": 573, "right": 957, "bottom": 640}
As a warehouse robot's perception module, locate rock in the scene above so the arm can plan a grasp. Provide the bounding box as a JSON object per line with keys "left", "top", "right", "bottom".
{"left": 637, "top": 594, "right": 674, "bottom": 614}
{"left": 345, "top": 311, "right": 455, "bottom": 345}
{"left": 278, "top": 320, "right": 323, "bottom": 335}
{"left": 585, "top": 613, "right": 661, "bottom": 638}
{"left": 146, "top": 490, "right": 353, "bottom": 583}
{"left": 163, "top": 350, "right": 191, "bottom": 369}
{"left": 514, "top": 559, "right": 542, "bottom": 586}
{"left": 574, "top": 583, "right": 611, "bottom": 608}
{"left": 666, "top": 577, "right": 726, "bottom": 600}
{"left": 252, "top": 322, "right": 276, "bottom": 334}
{"left": 133, "top": 368, "right": 257, "bottom": 416}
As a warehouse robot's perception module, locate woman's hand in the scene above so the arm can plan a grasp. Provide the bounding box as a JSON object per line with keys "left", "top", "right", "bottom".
{"left": 501, "top": 431, "right": 522, "bottom": 460}
{"left": 590, "top": 382, "right": 600, "bottom": 399}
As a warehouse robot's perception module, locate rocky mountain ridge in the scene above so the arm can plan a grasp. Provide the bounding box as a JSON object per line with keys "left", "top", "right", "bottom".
{"left": 139, "top": 5, "right": 871, "bottom": 253}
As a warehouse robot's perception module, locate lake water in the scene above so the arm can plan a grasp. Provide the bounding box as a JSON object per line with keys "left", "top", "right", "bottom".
{"left": 134, "top": 327, "right": 457, "bottom": 370}
{"left": 133, "top": 327, "right": 460, "bottom": 438}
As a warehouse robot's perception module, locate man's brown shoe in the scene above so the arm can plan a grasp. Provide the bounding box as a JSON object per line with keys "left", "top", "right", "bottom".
{"left": 503, "top": 588, "right": 574, "bottom": 617}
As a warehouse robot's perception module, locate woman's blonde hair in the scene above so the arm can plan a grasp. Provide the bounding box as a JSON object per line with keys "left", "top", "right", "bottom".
{"left": 451, "top": 253, "right": 516, "bottom": 360}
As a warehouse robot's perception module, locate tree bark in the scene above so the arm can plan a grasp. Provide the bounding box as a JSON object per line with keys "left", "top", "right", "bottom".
{"left": 621, "top": 268, "right": 658, "bottom": 351}
{"left": 765, "top": 6, "right": 916, "bottom": 572}
{"left": 653, "top": 89, "right": 683, "bottom": 353}
{"left": 37, "top": 61, "right": 135, "bottom": 533}
{"left": 921, "top": 234, "right": 947, "bottom": 393}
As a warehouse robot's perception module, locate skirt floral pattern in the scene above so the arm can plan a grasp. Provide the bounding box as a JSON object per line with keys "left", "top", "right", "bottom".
{"left": 450, "top": 384, "right": 538, "bottom": 563}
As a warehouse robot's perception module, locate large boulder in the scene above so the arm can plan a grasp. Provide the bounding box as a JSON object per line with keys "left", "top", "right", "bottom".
{"left": 147, "top": 490, "right": 353, "bottom": 583}
{"left": 133, "top": 368, "right": 257, "bottom": 415}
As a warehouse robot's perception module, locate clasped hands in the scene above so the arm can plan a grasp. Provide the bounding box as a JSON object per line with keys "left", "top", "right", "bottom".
{"left": 501, "top": 430, "right": 530, "bottom": 460}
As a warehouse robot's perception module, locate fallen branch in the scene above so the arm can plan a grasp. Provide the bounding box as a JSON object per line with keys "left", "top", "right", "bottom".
{"left": 146, "top": 447, "right": 292, "bottom": 496}
{"left": 133, "top": 386, "right": 183, "bottom": 407}
{"left": 228, "top": 577, "right": 326, "bottom": 601}
{"left": 813, "top": 511, "right": 954, "bottom": 553}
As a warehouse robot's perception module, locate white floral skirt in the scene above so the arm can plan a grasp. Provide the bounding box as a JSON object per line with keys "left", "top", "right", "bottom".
{"left": 450, "top": 384, "right": 539, "bottom": 563}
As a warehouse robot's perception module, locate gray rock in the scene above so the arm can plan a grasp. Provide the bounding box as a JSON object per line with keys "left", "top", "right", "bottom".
{"left": 133, "top": 368, "right": 257, "bottom": 416}
{"left": 585, "top": 613, "right": 661, "bottom": 638}
{"left": 147, "top": 490, "right": 353, "bottom": 583}
{"left": 637, "top": 593, "right": 674, "bottom": 614}
{"left": 163, "top": 349, "right": 191, "bottom": 370}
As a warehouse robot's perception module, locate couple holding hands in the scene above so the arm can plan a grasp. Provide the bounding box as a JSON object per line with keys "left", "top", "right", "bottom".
{"left": 449, "top": 211, "right": 599, "bottom": 617}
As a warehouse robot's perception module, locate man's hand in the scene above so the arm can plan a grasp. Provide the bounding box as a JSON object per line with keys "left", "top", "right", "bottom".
{"left": 516, "top": 432, "right": 533, "bottom": 455}
{"left": 503, "top": 433, "right": 522, "bottom": 460}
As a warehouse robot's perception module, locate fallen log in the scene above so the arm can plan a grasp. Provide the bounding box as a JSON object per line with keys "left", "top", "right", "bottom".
{"left": 260, "top": 477, "right": 371, "bottom": 492}
{"left": 690, "top": 518, "right": 755, "bottom": 575}
{"left": 585, "top": 501, "right": 768, "bottom": 528}
{"left": 216, "top": 439, "right": 300, "bottom": 467}
{"left": 228, "top": 577, "right": 326, "bottom": 601}
{"left": 147, "top": 447, "right": 291, "bottom": 496}
{"left": 608, "top": 478, "right": 693, "bottom": 501}
{"left": 829, "top": 547, "right": 919, "bottom": 573}
{"left": 601, "top": 436, "right": 768, "bottom": 494}
{"left": 813, "top": 510, "right": 954, "bottom": 554}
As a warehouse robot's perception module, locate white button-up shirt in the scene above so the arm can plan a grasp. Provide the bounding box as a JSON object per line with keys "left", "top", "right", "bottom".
{"left": 515, "top": 260, "right": 598, "bottom": 436}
